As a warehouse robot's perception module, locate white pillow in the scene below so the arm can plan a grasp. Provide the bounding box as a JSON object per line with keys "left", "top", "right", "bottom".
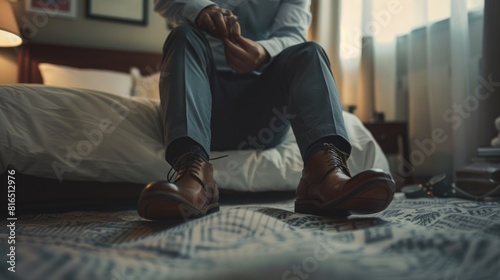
{"left": 130, "top": 67, "right": 160, "bottom": 99}
{"left": 39, "top": 63, "right": 133, "bottom": 97}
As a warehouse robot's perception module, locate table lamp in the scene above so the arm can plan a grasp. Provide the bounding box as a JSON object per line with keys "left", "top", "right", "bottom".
{"left": 0, "top": 0, "right": 22, "bottom": 47}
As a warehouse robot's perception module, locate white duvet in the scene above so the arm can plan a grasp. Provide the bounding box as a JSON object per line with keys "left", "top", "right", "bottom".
{"left": 0, "top": 84, "right": 389, "bottom": 191}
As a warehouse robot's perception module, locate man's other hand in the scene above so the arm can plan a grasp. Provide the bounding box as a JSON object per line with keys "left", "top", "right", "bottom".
{"left": 223, "top": 35, "right": 270, "bottom": 74}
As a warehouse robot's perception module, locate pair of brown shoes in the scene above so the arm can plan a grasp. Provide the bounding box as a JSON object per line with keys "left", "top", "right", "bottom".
{"left": 137, "top": 143, "right": 395, "bottom": 221}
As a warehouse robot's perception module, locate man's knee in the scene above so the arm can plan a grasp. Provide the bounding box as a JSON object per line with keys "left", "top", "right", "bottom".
{"left": 169, "top": 25, "right": 201, "bottom": 38}
{"left": 298, "top": 41, "right": 325, "bottom": 52}
{"left": 287, "top": 41, "right": 327, "bottom": 61}
{"left": 163, "top": 25, "right": 207, "bottom": 53}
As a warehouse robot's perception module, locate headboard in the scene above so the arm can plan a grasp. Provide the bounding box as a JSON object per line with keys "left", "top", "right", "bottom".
{"left": 17, "top": 42, "right": 163, "bottom": 83}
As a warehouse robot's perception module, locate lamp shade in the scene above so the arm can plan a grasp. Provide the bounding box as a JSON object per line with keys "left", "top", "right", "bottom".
{"left": 0, "top": 0, "right": 22, "bottom": 47}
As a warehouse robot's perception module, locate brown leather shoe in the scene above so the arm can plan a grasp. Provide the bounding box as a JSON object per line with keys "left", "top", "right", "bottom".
{"left": 295, "top": 143, "right": 395, "bottom": 217}
{"left": 137, "top": 153, "right": 219, "bottom": 221}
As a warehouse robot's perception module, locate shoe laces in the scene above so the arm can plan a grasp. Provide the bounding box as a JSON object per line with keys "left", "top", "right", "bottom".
{"left": 323, "top": 143, "right": 351, "bottom": 177}
{"left": 167, "top": 153, "right": 228, "bottom": 182}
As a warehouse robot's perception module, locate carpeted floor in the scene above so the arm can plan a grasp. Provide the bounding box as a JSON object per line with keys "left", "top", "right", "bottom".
{"left": 1, "top": 193, "right": 499, "bottom": 280}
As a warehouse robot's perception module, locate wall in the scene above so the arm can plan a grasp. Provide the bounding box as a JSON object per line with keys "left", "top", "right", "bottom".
{"left": 0, "top": 0, "right": 170, "bottom": 84}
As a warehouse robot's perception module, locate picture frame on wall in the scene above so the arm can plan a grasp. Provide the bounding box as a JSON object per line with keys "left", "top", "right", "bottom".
{"left": 25, "top": 0, "right": 77, "bottom": 19}
{"left": 87, "top": 0, "right": 148, "bottom": 26}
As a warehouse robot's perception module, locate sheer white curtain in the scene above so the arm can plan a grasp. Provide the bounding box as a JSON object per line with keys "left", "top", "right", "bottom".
{"left": 313, "top": 0, "right": 485, "bottom": 180}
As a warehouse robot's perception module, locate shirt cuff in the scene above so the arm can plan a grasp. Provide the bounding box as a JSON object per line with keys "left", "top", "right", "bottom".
{"left": 257, "top": 38, "right": 283, "bottom": 59}
{"left": 256, "top": 39, "right": 283, "bottom": 72}
{"left": 183, "top": 1, "right": 217, "bottom": 23}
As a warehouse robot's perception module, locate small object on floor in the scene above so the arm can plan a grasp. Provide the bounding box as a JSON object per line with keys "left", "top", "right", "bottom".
{"left": 453, "top": 162, "right": 500, "bottom": 201}
{"left": 477, "top": 146, "right": 500, "bottom": 158}
{"left": 491, "top": 116, "right": 500, "bottom": 147}
{"left": 401, "top": 174, "right": 452, "bottom": 198}
{"left": 452, "top": 183, "right": 500, "bottom": 202}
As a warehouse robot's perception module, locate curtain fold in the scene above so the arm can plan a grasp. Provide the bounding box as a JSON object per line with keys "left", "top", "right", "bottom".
{"left": 357, "top": 36, "right": 376, "bottom": 122}
{"left": 308, "top": 0, "right": 343, "bottom": 102}
{"left": 449, "top": 0, "right": 474, "bottom": 174}
{"left": 479, "top": 0, "right": 500, "bottom": 147}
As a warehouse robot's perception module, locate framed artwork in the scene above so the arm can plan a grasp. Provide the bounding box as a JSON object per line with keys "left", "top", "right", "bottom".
{"left": 25, "top": 0, "right": 78, "bottom": 19}
{"left": 86, "top": 0, "right": 148, "bottom": 26}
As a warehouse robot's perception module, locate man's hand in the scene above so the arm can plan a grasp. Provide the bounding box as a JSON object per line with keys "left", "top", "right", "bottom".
{"left": 196, "top": 6, "right": 237, "bottom": 39}
{"left": 196, "top": 6, "right": 270, "bottom": 73}
{"left": 223, "top": 35, "right": 271, "bottom": 74}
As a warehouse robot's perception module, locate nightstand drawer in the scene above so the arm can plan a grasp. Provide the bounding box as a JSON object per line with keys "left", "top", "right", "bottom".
{"left": 364, "top": 121, "right": 412, "bottom": 186}
{"left": 368, "top": 128, "right": 401, "bottom": 154}
{"left": 364, "top": 122, "right": 408, "bottom": 155}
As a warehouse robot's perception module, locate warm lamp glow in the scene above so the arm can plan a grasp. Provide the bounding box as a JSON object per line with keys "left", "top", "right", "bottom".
{"left": 0, "top": 0, "right": 22, "bottom": 47}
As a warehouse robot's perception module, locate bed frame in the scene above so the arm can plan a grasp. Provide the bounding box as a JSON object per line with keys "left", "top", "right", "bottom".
{"left": 9, "top": 42, "right": 164, "bottom": 214}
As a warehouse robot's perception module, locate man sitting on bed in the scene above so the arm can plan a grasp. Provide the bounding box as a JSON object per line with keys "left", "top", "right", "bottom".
{"left": 137, "top": 0, "right": 396, "bottom": 220}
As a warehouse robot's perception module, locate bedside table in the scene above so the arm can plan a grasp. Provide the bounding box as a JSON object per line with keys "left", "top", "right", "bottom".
{"left": 363, "top": 121, "right": 413, "bottom": 187}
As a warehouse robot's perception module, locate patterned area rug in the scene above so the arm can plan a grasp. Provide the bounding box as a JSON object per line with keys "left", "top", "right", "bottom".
{"left": 1, "top": 194, "right": 500, "bottom": 280}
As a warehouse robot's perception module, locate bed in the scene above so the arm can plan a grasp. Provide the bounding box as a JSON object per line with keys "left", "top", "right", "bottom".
{"left": 0, "top": 43, "right": 499, "bottom": 280}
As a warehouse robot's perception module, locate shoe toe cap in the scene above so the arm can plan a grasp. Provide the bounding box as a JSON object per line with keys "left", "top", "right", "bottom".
{"left": 142, "top": 181, "right": 179, "bottom": 195}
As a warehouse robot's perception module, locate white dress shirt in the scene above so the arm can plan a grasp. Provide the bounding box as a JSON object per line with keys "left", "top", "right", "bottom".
{"left": 154, "top": 0, "right": 311, "bottom": 71}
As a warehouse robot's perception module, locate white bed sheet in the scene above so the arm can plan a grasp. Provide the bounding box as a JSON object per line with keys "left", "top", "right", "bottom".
{"left": 0, "top": 84, "right": 389, "bottom": 191}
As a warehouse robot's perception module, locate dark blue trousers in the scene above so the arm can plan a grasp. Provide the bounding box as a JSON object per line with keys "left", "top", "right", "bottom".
{"left": 160, "top": 25, "right": 350, "bottom": 165}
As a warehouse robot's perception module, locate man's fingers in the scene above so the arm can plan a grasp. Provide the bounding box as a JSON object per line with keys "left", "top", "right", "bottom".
{"left": 224, "top": 43, "right": 246, "bottom": 64}
{"left": 234, "top": 21, "right": 241, "bottom": 36}
{"left": 223, "top": 36, "right": 269, "bottom": 73}
{"left": 223, "top": 38, "right": 239, "bottom": 51}
{"left": 197, "top": 13, "right": 216, "bottom": 32}
{"left": 224, "top": 39, "right": 249, "bottom": 71}
{"left": 196, "top": 6, "right": 218, "bottom": 31}
{"left": 196, "top": 6, "right": 237, "bottom": 39}
{"left": 235, "top": 36, "right": 255, "bottom": 51}
{"left": 226, "top": 52, "right": 249, "bottom": 73}
{"left": 224, "top": 40, "right": 256, "bottom": 73}
{"left": 226, "top": 55, "right": 245, "bottom": 71}
{"left": 233, "top": 36, "right": 269, "bottom": 65}
{"left": 211, "top": 11, "right": 228, "bottom": 38}
{"left": 219, "top": 8, "right": 233, "bottom": 17}
{"left": 223, "top": 38, "right": 249, "bottom": 59}
{"left": 229, "top": 19, "right": 241, "bottom": 40}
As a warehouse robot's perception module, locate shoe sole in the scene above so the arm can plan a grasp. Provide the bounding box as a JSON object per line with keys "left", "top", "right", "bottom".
{"left": 295, "top": 171, "right": 395, "bottom": 217}
{"left": 137, "top": 192, "right": 220, "bottom": 221}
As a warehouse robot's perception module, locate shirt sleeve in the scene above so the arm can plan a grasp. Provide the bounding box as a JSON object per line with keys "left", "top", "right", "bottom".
{"left": 257, "top": 0, "right": 311, "bottom": 58}
{"left": 154, "top": 0, "right": 217, "bottom": 25}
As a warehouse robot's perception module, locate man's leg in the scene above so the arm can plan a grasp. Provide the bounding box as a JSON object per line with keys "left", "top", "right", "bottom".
{"left": 159, "top": 25, "right": 215, "bottom": 164}
{"left": 231, "top": 43, "right": 349, "bottom": 156}
{"left": 236, "top": 41, "right": 395, "bottom": 217}
{"left": 138, "top": 25, "right": 221, "bottom": 221}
